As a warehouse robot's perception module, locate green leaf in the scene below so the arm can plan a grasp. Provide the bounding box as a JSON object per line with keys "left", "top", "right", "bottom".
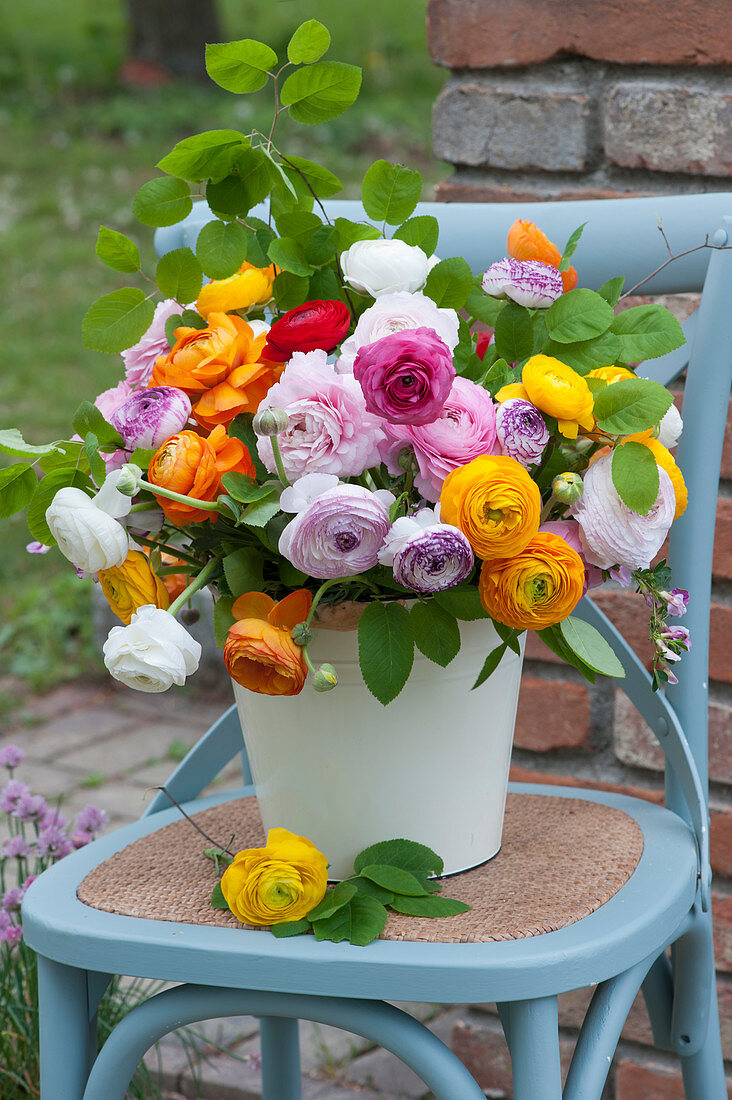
{"left": 611, "top": 441, "right": 660, "bottom": 515}
{"left": 305, "top": 225, "right": 336, "bottom": 268}
{"left": 220, "top": 473, "right": 273, "bottom": 503}
{"left": 423, "top": 257, "right": 473, "bottom": 309}
{"left": 361, "top": 160, "right": 421, "bottom": 225}
{"left": 165, "top": 314, "right": 183, "bottom": 347}
{"left": 281, "top": 155, "right": 343, "bottom": 198}
{"left": 358, "top": 601, "right": 414, "bottom": 705}
{"left": 132, "top": 177, "right": 192, "bottom": 228}
{"left": 82, "top": 288, "right": 155, "bottom": 354}
{"left": 472, "top": 642, "right": 508, "bottom": 690}
{"left": 0, "top": 429, "right": 58, "bottom": 459}
{"left": 493, "top": 301, "right": 534, "bottom": 363}
{"left": 213, "top": 596, "right": 236, "bottom": 647}
{"left": 592, "top": 378, "right": 673, "bottom": 436}
{"left": 306, "top": 881, "right": 357, "bottom": 921}
{"left": 390, "top": 895, "right": 471, "bottom": 917}
{"left": 71, "top": 402, "right": 123, "bottom": 449}
{"left": 210, "top": 881, "right": 230, "bottom": 910}
{"left": 268, "top": 237, "right": 315, "bottom": 277}
{"left": 359, "top": 864, "right": 431, "bottom": 897}
{"left": 280, "top": 61, "right": 362, "bottom": 125}
{"left": 465, "top": 287, "right": 505, "bottom": 326}
{"left": 434, "top": 586, "right": 488, "bottom": 621}
{"left": 287, "top": 19, "right": 331, "bottom": 64}
{"left": 27, "top": 469, "right": 94, "bottom": 545}
{"left": 610, "top": 304, "right": 685, "bottom": 361}
{"left": 353, "top": 838, "right": 443, "bottom": 878}
{"left": 598, "top": 276, "right": 625, "bottom": 307}
{"left": 558, "top": 222, "right": 586, "bottom": 271}
{"left": 279, "top": 560, "right": 307, "bottom": 587}
{"left": 272, "top": 270, "right": 310, "bottom": 310}
{"left": 205, "top": 39, "right": 278, "bottom": 93}
{"left": 228, "top": 414, "right": 269, "bottom": 479}
{"left": 157, "top": 130, "right": 246, "bottom": 183}
{"left": 559, "top": 616, "right": 625, "bottom": 678}
{"left": 546, "top": 288, "right": 614, "bottom": 344}
{"left": 393, "top": 215, "right": 439, "bottom": 255}
{"left": 334, "top": 217, "right": 381, "bottom": 251}
{"left": 492, "top": 619, "right": 523, "bottom": 656}
{"left": 348, "top": 877, "right": 395, "bottom": 905}
{"left": 38, "top": 442, "right": 85, "bottom": 473}
{"left": 312, "top": 893, "right": 388, "bottom": 947}
{"left": 83, "top": 433, "right": 106, "bottom": 486}
{"left": 95, "top": 226, "right": 140, "bottom": 274}
{"left": 541, "top": 332, "right": 622, "bottom": 376}
{"left": 536, "top": 624, "right": 596, "bottom": 684}
{"left": 155, "top": 247, "right": 203, "bottom": 303}
{"left": 275, "top": 211, "right": 322, "bottom": 244}
{"left": 205, "top": 175, "right": 249, "bottom": 219}
{"left": 129, "top": 447, "right": 156, "bottom": 471}
{"left": 222, "top": 547, "right": 265, "bottom": 596}
{"left": 481, "top": 357, "right": 514, "bottom": 395}
{"left": 233, "top": 146, "right": 279, "bottom": 213}
{"left": 410, "top": 601, "right": 461, "bottom": 667}
{"left": 270, "top": 919, "right": 311, "bottom": 938}
{"left": 195, "top": 219, "right": 249, "bottom": 280}
{"left": 242, "top": 498, "right": 281, "bottom": 528}
{"left": 0, "top": 464, "right": 37, "bottom": 518}
{"left": 180, "top": 309, "right": 208, "bottom": 330}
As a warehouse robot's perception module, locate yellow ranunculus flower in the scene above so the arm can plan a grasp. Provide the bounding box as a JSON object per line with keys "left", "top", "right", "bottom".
{"left": 98, "top": 550, "right": 169, "bottom": 625}
{"left": 495, "top": 381, "right": 530, "bottom": 403}
{"left": 623, "top": 434, "right": 687, "bottom": 519}
{"left": 479, "top": 531, "right": 585, "bottom": 630}
{"left": 587, "top": 365, "right": 636, "bottom": 385}
{"left": 522, "top": 354, "right": 594, "bottom": 440}
{"left": 220, "top": 827, "right": 328, "bottom": 926}
{"left": 196, "top": 262, "right": 277, "bottom": 318}
{"left": 440, "top": 454, "right": 541, "bottom": 561}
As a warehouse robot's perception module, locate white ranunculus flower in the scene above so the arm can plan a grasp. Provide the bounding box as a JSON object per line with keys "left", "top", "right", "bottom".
{"left": 336, "top": 291, "right": 460, "bottom": 373}
{"left": 93, "top": 467, "right": 138, "bottom": 519}
{"left": 103, "top": 605, "right": 202, "bottom": 693}
{"left": 658, "top": 403, "right": 682, "bottom": 449}
{"left": 46, "top": 487, "right": 130, "bottom": 573}
{"left": 340, "top": 239, "right": 430, "bottom": 298}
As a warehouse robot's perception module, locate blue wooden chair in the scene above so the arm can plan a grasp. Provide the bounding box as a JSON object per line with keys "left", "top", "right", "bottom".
{"left": 23, "top": 193, "right": 732, "bottom": 1099}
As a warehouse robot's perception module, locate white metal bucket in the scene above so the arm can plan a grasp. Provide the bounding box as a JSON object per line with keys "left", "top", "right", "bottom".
{"left": 232, "top": 616, "right": 525, "bottom": 879}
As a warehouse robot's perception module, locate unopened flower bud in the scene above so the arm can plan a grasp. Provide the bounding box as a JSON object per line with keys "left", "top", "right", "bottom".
{"left": 253, "top": 408, "right": 290, "bottom": 437}
{"left": 397, "top": 446, "right": 418, "bottom": 473}
{"left": 290, "top": 621, "right": 313, "bottom": 647}
{"left": 552, "top": 471, "right": 583, "bottom": 505}
{"left": 116, "top": 464, "right": 143, "bottom": 497}
{"left": 313, "top": 663, "right": 338, "bottom": 692}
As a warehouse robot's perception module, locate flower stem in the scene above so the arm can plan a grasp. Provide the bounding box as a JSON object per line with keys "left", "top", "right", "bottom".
{"left": 304, "top": 579, "right": 344, "bottom": 627}
{"left": 138, "top": 478, "right": 220, "bottom": 512}
{"left": 168, "top": 556, "right": 223, "bottom": 617}
{"left": 132, "top": 535, "right": 202, "bottom": 567}
{"left": 269, "top": 436, "right": 291, "bottom": 487}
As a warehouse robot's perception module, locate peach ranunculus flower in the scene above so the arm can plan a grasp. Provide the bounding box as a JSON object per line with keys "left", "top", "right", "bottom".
{"left": 150, "top": 312, "right": 281, "bottom": 431}
{"left": 224, "top": 589, "right": 313, "bottom": 696}
{"left": 440, "top": 454, "right": 541, "bottom": 561}
{"left": 522, "top": 355, "right": 595, "bottom": 441}
{"left": 98, "top": 549, "right": 170, "bottom": 625}
{"left": 479, "top": 531, "right": 585, "bottom": 630}
{"left": 507, "top": 219, "right": 578, "bottom": 293}
{"left": 196, "top": 262, "right": 277, "bottom": 318}
{"left": 220, "top": 827, "right": 328, "bottom": 926}
{"left": 148, "top": 425, "right": 255, "bottom": 525}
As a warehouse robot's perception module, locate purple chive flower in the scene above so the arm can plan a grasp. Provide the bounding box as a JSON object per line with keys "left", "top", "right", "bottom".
{"left": 74, "top": 806, "right": 109, "bottom": 835}
{"left": 40, "top": 808, "right": 67, "bottom": 830}
{"left": 0, "top": 745, "right": 25, "bottom": 770}
{"left": 495, "top": 399, "right": 550, "bottom": 467}
{"left": 3, "top": 836, "right": 32, "bottom": 859}
{"left": 664, "top": 588, "right": 689, "bottom": 617}
{"left": 0, "top": 781, "right": 31, "bottom": 814}
{"left": 25, "top": 541, "right": 51, "bottom": 555}
{"left": 482, "top": 258, "right": 563, "bottom": 308}
{"left": 109, "top": 386, "right": 192, "bottom": 450}
{"left": 0, "top": 924, "right": 23, "bottom": 947}
{"left": 378, "top": 510, "right": 474, "bottom": 594}
{"left": 2, "top": 887, "right": 25, "bottom": 912}
{"left": 36, "top": 827, "right": 72, "bottom": 860}
{"left": 278, "top": 476, "right": 393, "bottom": 580}
{"left": 12, "top": 793, "right": 47, "bottom": 822}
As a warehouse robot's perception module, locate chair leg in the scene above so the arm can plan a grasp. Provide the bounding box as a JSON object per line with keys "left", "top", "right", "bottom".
{"left": 499, "top": 996, "right": 562, "bottom": 1100}
{"left": 37, "top": 955, "right": 93, "bottom": 1099}
{"left": 680, "top": 980, "right": 727, "bottom": 1099}
{"left": 260, "top": 1016, "right": 301, "bottom": 1100}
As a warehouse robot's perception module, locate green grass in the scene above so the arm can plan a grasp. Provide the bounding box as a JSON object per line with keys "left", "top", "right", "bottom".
{"left": 0, "top": 1, "right": 448, "bottom": 694}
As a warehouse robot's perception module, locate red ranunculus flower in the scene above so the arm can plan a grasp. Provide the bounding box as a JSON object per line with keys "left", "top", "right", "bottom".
{"left": 264, "top": 300, "right": 351, "bottom": 363}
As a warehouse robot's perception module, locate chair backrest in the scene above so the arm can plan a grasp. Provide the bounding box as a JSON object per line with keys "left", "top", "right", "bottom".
{"left": 155, "top": 194, "right": 732, "bottom": 869}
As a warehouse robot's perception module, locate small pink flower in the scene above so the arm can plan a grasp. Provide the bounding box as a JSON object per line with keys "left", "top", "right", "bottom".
{"left": 0, "top": 923, "right": 23, "bottom": 947}
{"left": 354, "top": 327, "right": 455, "bottom": 426}
{"left": 3, "top": 836, "right": 32, "bottom": 859}
{"left": 94, "top": 380, "right": 134, "bottom": 422}
{"left": 25, "top": 541, "right": 51, "bottom": 555}
{"left": 0, "top": 745, "right": 25, "bottom": 770}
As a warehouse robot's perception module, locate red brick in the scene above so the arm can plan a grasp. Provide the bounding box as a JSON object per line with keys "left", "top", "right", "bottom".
{"left": 711, "top": 807, "right": 732, "bottom": 877}
{"left": 426, "top": 0, "right": 732, "bottom": 70}
{"left": 451, "top": 1013, "right": 575, "bottom": 1094}
{"left": 715, "top": 499, "right": 732, "bottom": 581}
{"left": 714, "top": 892, "right": 732, "bottom": 974}
{"left": 723, "top": 400, "right": 732, "bottom": 480}
{"left": 616, "top": 1057, "right": 732, "bottom": 1098}
{"left": 514, "top": 676, "right": 591, "bottom": 752}
{"left": 614, "top": 693, "right": 732, "bottom": 786}
{"left": 509, "top": 764, "right": 665, "bottom": 805}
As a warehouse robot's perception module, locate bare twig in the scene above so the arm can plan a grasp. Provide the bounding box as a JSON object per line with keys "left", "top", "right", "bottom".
{"left": 150, "top": 786, "right": 236, "bottom": 856}
{"left": 619, "top": 235, "right": 732, "bottom": 301}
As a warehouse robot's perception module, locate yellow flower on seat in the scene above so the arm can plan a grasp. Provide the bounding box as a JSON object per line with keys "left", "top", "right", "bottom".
{"left": 522, "top": 354, "right": 595, "bottom": 440}
{"left": 98, "top": 550, "right": 169, "bottom": 624}
{"left": 196, "top": 262, "right": 277, "bottom": 318}
{"left": 220, "top": 827, "right": 328, "bottom": 926}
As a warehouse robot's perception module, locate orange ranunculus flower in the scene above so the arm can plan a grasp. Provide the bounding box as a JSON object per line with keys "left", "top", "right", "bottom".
{"left": 224, "top": 590, "right": 313, "bottom": 696}
{"left": 159, "top": 552, "right": 192, "bottom": 602}
{"left": 196, "top": 262, "right": 277, "bottom": 318}
{"left": 507, "top": 219, "right": 578, "bottom": 292}
{"left": 98, "top": 550, "right": 169, "bottom": 624}
{"left": 220, "top": 827, "right": 328, "bottom": 926}
{"left": 148, "top": 425, "right": 255, "bottom": 525}
{"left": 522, "top": 355, "right": 595, "bottom": 440}
{"left": 623, "top": 435, "right": 688, "bottom": 519}
{"left": 479, "top": 531, "right": 585, "bottom": 630}
{"left": 495, "top": 381, "right": 530, "bottom": 403}
{"left": 150, "top": 312, "right": 281, "bottom": 430}
{"left": 587, "top": 366, "right": 636, "bottom": 385}
{"left": 440, "top": 454, "right": 541, "bottom": 561}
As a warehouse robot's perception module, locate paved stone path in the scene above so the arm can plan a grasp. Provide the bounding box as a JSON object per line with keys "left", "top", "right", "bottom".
{"left": 2, "top": 678, "right": 466, "bottom": 1099}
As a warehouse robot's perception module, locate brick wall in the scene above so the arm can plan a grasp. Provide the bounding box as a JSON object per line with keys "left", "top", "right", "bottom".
{"left": 426, "top": 1, "right": 732, "bottom": 1094}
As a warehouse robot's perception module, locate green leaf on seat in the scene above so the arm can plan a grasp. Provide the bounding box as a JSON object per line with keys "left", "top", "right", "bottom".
{"left": 210, "top": 881, "right": 230, "bottom": 910}
{"left": 312, "top": 893, "right": 388, "bottom": 946}
{"left": 390, "top": 895, "right": 471, "bottom": 917}
{"left": 270, "top": 919, "right": 312, "bottom": 937}
{"left": 353, "top": 838, "right": 443, "bottom": 878}
{"left": 359, "top": 864, "right": 432, "bottom": 897}
{"left": 306, "top": 881, "right": 357, "bottom": 922}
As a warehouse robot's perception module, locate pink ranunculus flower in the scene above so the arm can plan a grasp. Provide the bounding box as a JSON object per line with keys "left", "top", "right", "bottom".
{"left": 378, "top": 508, "right": 474, "bottom": 594}
{"left": 378, "top": 376, "right": 499, "bottom": 502}
{"left": 256, "top": 351, "right": 385, "bottom": 479}
{"left": 354, "top": 327, "right": 455, "bottom": 427}
{"left": 336, "top": 291, "right": 460, "bottom": 374}
{"left": 122, "top": 298, "right": 185, "bottom": 388}
{"left": 94, "top": 380, "right": 134, "bottom": 422}
{"left": 496, "top": 398, "right": 550, "bottom": 467}
{"left": 539, "top": 519, "right": 603, "bottom": 594}
{"left": 569, "top": 452, "right": 676, "bottom": 570}
{"left": 109, "top": 386, "right": 192, "bottom": 450}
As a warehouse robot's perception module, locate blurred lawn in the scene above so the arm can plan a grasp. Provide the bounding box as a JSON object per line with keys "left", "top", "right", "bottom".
{"left": 0, "top": 0, "right": 448, "bottom": 691}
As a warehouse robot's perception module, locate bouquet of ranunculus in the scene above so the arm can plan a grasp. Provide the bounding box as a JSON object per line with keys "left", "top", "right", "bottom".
{"left": 1, "top": 22, "right": 690, "bottom": 702}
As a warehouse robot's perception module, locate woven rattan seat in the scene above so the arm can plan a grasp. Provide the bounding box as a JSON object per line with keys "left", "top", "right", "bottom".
{"left": 77, "top": 793, "right": 643, "bottom": 944}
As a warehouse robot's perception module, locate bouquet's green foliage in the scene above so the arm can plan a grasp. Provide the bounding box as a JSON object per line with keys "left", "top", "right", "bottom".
{"left": 611, "top": 441, "right": 660, "bottom": 515}
{"left": 358, "top": 601, "right": 414, "bottom": 705}
{"left": 545, "top": 288, "right": 614, "bottom": 343}
{"left": 593, "top": 378, "right": 673, "bottom": 435}
{"left": 96, "top": 226, "right": 141, "bottom": 274}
